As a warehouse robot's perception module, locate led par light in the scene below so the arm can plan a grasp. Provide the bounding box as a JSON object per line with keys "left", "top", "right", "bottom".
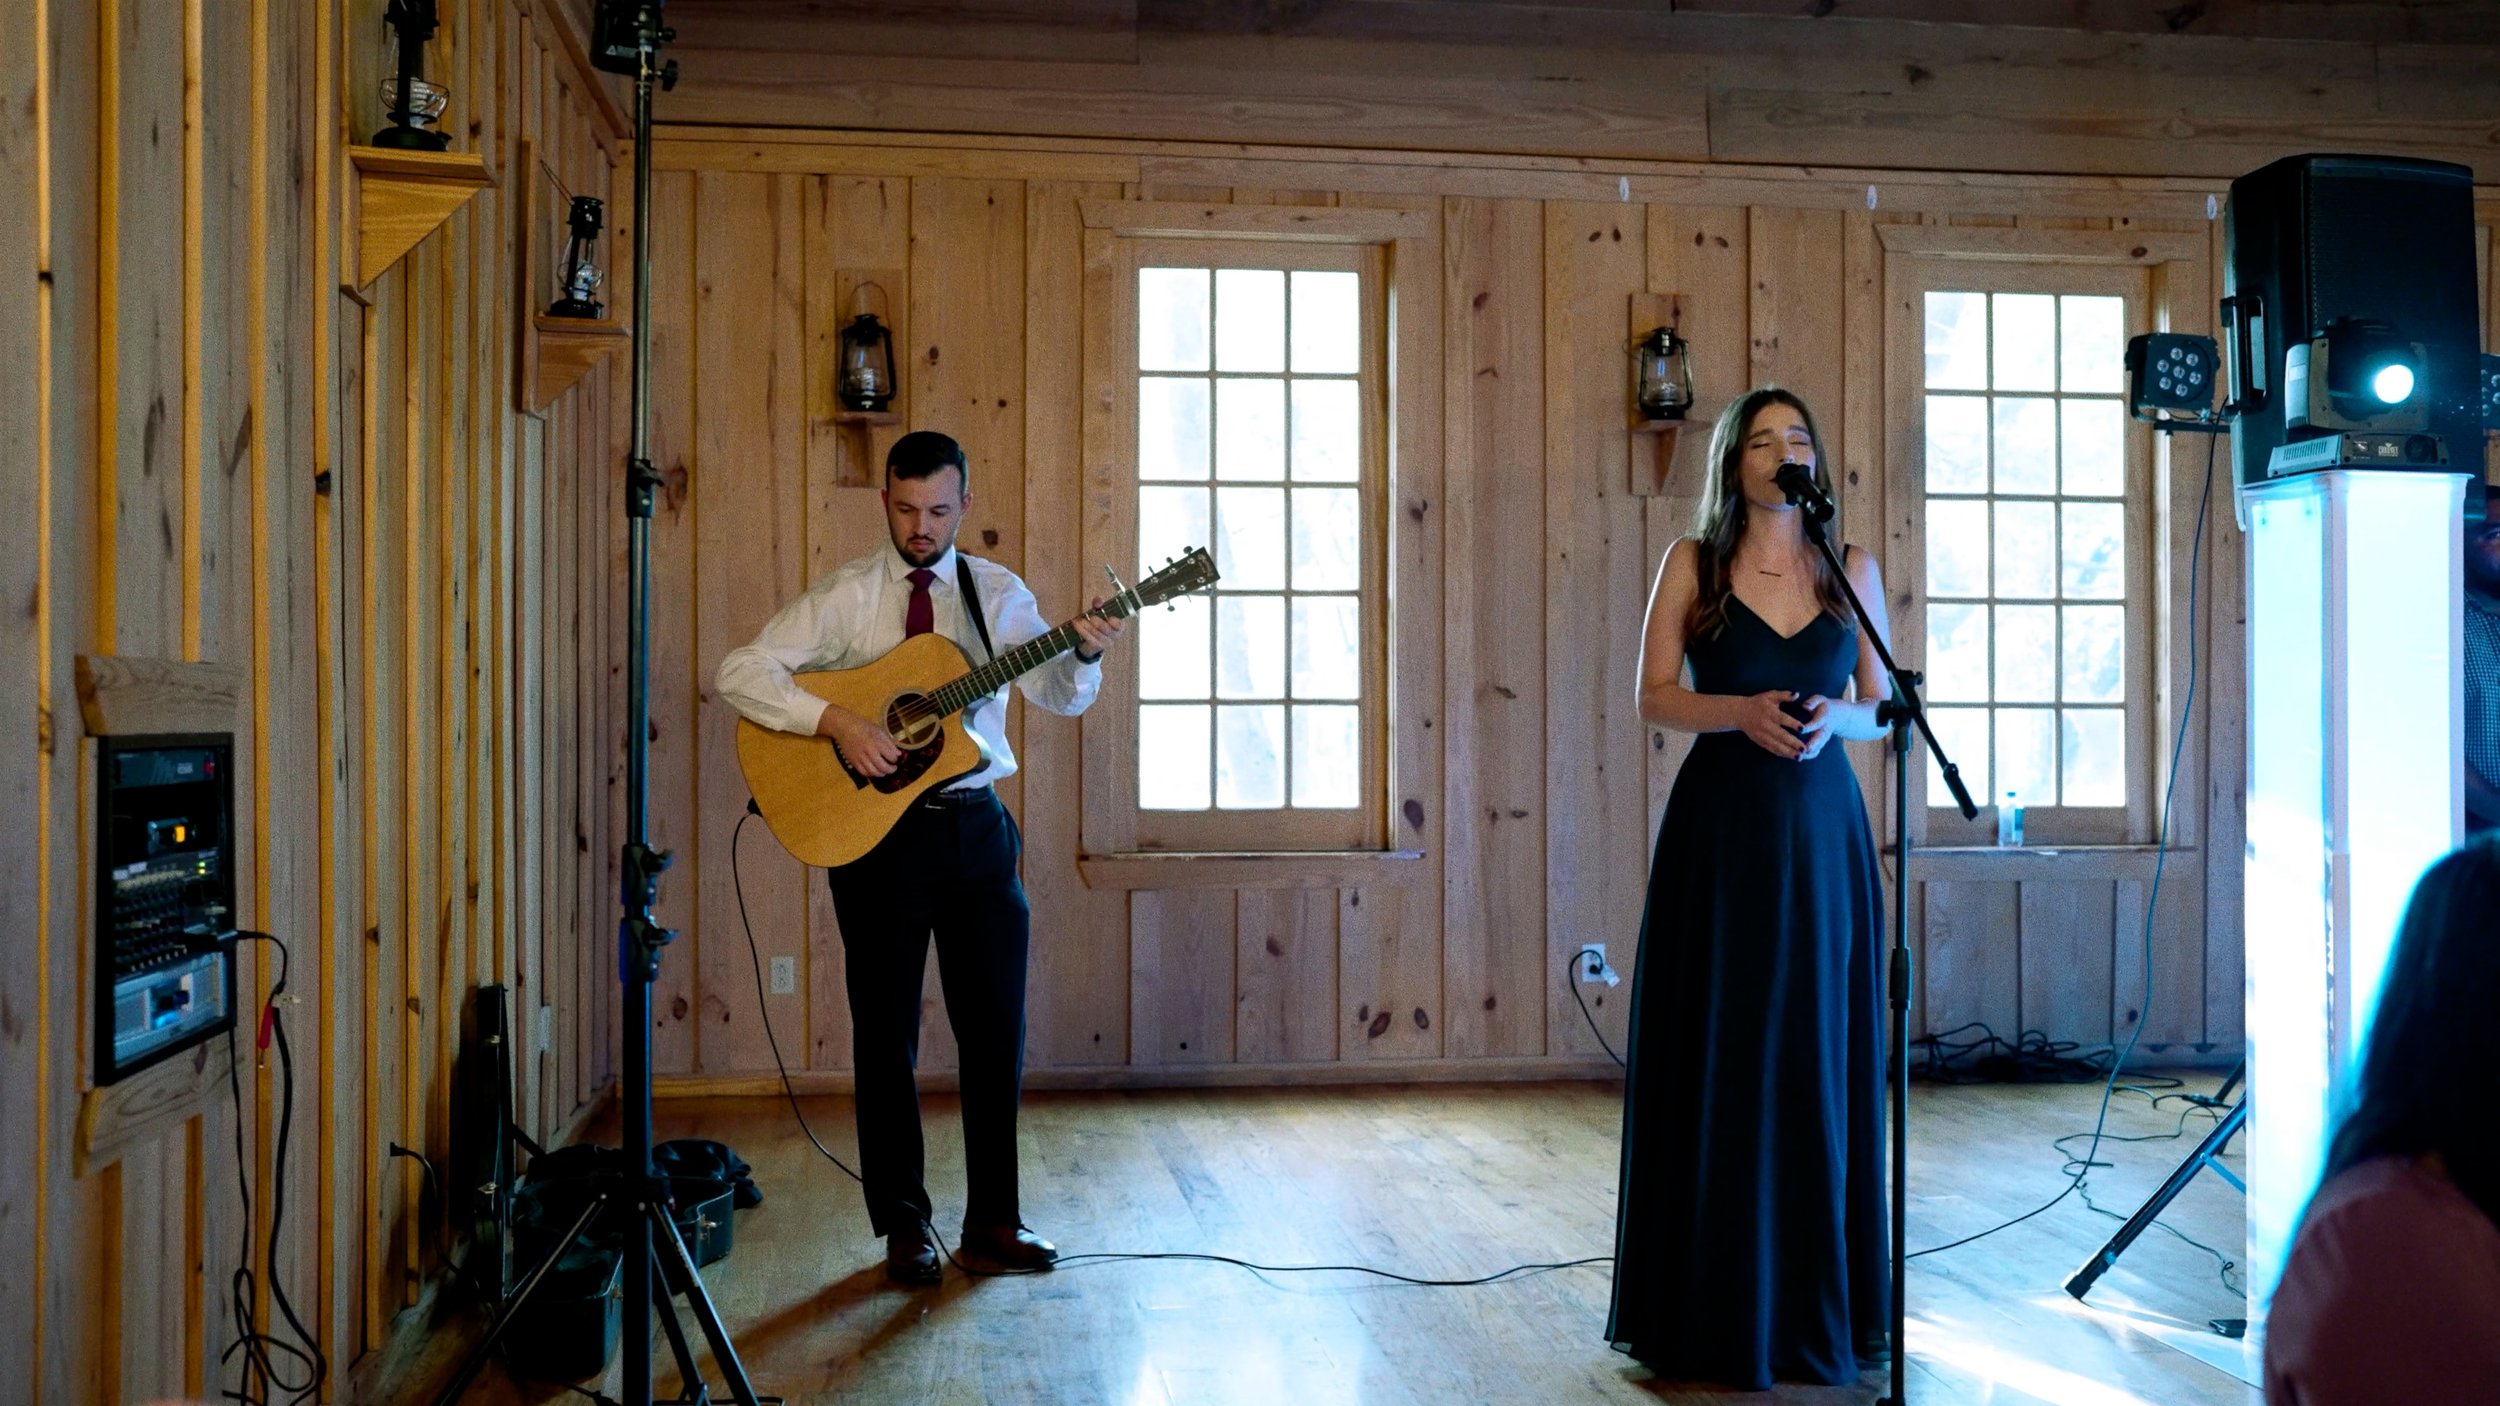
{"left": 2127, "top": 332, "right": 2221, "bottom": 422}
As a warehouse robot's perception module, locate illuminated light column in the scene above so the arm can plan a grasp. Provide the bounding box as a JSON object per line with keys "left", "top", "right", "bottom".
{"left": 2241, "top": 467, "right": 2467, "bottom": 1314}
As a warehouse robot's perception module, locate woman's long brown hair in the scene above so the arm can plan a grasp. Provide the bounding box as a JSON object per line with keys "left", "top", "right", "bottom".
{"left": 1684, "top": 386, "right": 1855, "bottom": 642}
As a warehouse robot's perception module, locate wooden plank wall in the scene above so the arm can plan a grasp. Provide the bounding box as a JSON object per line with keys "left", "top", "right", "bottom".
{"left": 636, "top": 131, "right": 2500, "bottom": 1095}
{"left": 0, "top": 0, "right": 623, "bottom": 1400}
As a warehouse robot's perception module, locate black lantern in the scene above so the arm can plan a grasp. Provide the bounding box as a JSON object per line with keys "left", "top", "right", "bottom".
{"left": 547, "top": 196, "right": 606, "bottom": 319}
{"left": 1633, "top": 326, "right": 1693, "bottom": 422}
{"left": 374, "top": 0, "right": 451, "bottom": 151}
{"left": 838, "top": 312, "right": 896, "bottom": 412}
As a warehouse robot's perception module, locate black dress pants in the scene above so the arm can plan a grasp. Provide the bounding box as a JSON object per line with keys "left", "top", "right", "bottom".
{"left": 823, "top": 788, "right": 1030, "bottom": 1238}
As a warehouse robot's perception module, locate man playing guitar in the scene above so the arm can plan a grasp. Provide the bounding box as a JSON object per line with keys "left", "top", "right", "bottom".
{"left": 715, "top": 430, "right": 1123, "bottom": 1284}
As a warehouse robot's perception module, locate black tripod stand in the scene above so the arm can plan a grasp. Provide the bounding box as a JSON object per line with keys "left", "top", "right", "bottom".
{"left": 2064, "top": 1061, "right": 2248, "bottom": 1316}
{"left": 1778, "top": 464, "right": 1978, "bottom": 1406}
{"left": 435, "top": 5, "right": 765, "bottom": 1402}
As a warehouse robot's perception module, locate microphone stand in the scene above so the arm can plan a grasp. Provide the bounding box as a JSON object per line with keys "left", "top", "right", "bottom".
{"left": 1779, "top": 466, "right": 1978, "bottom": 1406}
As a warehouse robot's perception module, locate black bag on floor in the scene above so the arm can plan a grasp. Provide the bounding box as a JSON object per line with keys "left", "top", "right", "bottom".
{"left": 654, "top": 1137, "right": 763, "bottom": 1210}
{"left": 500, "top": 1146, "right": 629, "bottom": 1382}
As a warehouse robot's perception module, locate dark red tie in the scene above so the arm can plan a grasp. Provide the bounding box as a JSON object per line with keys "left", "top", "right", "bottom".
{"left": 905, "top": 567, "right": 936, "bottom": 638}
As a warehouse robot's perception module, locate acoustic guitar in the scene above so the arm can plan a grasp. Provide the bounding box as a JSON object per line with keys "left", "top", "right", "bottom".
{"left": 736, "top": 548, "right": 1220, "bottom": 868}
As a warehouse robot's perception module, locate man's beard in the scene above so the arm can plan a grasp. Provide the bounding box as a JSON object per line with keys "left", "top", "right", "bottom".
{"left": 899, "top": 533, "right": 950, "bottom": 567}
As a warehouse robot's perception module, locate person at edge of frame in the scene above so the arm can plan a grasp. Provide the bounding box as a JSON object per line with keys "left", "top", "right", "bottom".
{"left": 2262, "top": 836, "right": 2500, "bottom": 1404}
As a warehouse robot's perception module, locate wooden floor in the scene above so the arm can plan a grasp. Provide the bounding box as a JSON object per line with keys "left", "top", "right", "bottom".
{"left": 434, "top": 1075, "right": 2260, "bottom": 1406}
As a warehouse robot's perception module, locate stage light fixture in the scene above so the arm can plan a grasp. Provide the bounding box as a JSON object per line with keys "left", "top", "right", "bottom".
{"left": 2286, "top": 317, "right": 2427, "bottom": 436}
{"left": 592, "top": 0, "right": 676, "bottom": 85}
{"left": 2126, "top": 332, "right": 2220, "bottom": 424}
{"left": 2479, "top": 353, "right": 2500, "bottom": 429}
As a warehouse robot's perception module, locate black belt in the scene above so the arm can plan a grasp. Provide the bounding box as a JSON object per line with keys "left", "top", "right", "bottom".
{"left": 922, "top": 785, "right": 994, "bottom": 808}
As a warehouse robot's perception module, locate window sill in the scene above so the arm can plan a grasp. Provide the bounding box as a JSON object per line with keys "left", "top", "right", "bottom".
{"left": 1910, "top": 845, "right": 2195, "bottom": 881}
{"left": 1077, "top": 849, "right": 1427, "bottom": 891}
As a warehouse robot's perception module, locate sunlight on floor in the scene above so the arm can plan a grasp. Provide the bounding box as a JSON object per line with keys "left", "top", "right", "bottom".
{"left": 1910, "top": 1312, "right": 2176, "bottom": 1406}
{"left": 2053, "top": 1288, "right": 2264, "bottom": 1389}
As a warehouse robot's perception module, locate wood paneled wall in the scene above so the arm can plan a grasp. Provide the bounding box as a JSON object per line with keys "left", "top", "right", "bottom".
{"left": 0, "top": 1, "right": 623, "bottom": 1400}
{"left": 640, "top": 128, "right": 2500, "bottom": 1096}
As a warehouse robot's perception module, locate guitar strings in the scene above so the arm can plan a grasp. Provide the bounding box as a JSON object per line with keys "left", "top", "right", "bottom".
{"left": 885, "top": 620, "right": 1095, "bottom": 731}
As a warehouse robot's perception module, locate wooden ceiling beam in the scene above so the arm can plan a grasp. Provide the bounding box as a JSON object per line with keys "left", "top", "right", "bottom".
{"left": 650, "top": 2, "right": 2500, "bottom": 180}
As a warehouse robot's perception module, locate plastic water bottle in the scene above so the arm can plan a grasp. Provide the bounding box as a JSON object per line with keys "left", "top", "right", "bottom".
{"left": 1996, "top": 788, "right": 2025, "bottom": 847}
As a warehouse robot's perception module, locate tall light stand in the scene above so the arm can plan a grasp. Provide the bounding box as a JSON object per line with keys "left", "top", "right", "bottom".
{"left": 600, "top": 4, "right": 762, "bottom": 1402}
{"left": 1779, "top": 468, "right": 1979, "bottom": 1406}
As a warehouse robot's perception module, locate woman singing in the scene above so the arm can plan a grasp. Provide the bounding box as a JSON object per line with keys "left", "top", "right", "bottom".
{"left": 1605, "top": 386, "right": 1893, "bottom": 1389}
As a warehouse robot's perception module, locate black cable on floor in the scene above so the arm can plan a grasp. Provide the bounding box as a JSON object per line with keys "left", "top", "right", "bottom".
{"left": 731, "top": 808, "right": 1616, "bottom": 1287}
{"left": 2055, "top": 1100, "right": 2245, "bottom": 1298}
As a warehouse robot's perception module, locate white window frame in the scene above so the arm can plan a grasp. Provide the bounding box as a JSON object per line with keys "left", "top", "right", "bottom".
{"left": 1887, "top": 243, "right": 2166, "bottom": 847}
{"left": 1077, "top": 202, "right": 1433, "bottom": 857}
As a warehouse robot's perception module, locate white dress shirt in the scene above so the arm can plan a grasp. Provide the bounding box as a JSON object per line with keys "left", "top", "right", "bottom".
{"left": 713, "top": 540, "right": 1102, "bottom": 791}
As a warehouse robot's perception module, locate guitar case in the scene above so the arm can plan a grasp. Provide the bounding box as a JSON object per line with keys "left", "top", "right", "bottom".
{"left": 504, "top": 1144, "right": 629, "bottom": 1382}
{"left": 450, "top": 985, "right": 516, "bottom": 1299}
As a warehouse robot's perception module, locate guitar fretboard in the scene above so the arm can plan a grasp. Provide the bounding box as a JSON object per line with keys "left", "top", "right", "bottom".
{"left": 922, "top": 618, "right": 1104, "bottom": 720}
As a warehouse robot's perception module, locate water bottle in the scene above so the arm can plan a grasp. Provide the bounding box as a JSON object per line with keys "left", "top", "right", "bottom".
{"left": 1996, "top": 788, "right": 2025, "bottom": 847}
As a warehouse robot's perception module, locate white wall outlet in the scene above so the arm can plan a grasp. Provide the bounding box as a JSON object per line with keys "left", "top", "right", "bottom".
{"left": 769, "top": 955, "right": 797, "bottom": 996}
{"left": 1577, "top": 944, "right": 1622, "bottom": 987}
{"left": 536, "top": 1003, "right": 553, "bottom": 1053}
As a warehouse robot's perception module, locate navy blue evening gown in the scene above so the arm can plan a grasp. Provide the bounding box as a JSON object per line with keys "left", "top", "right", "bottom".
{"left": 1604, "top": 593, "right": 1890, "bottom": 1390}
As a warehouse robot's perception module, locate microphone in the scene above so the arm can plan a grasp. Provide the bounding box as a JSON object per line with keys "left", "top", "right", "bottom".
{"left": 1773, "top": 461, "right": 1835, "bottom": 524}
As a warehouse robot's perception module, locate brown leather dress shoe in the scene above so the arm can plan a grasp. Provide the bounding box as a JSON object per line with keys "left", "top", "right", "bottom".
{"left": 884, "top": 1227, "right": 942, "bottom": 1285}
{"left": 957, "top": 1222, "right": 1058, "bottom": 1273}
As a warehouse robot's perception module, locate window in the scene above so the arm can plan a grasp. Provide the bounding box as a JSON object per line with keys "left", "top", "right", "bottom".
{"left": 1898, "top": 263, "right": 2155, "bottom": 844}
{"left": 1109, "top": 238, "right": 1387, "bottom": 851}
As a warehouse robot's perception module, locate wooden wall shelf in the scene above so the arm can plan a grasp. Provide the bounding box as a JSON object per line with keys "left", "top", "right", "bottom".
{"left": 1630, "top": 420, "right": 1687, "bottom": 496}
{"left": 527, "top": 314, "right": 630, "bottom": 412}
{"left": 832, "top": 408, "right": 901, "bottom": 485}
{"left": 348, "top": 145, "right": 493, "bottom": 287}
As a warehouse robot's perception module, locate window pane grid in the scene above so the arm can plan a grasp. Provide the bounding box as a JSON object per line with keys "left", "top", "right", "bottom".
{"left": 1137, "top": 265, "right": 1366, "bottom": 812}
{"left": 1923, "top": 290, "right": 2129, "bottom": 811}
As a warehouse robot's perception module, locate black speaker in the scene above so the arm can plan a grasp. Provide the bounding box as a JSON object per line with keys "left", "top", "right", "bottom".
{"left": 2223, "top": 154, "right": 2481, "bottom": 486}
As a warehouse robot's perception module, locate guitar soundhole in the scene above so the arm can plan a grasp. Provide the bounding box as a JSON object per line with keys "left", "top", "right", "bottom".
{"left": 870, "top": 694, "right": 943, "bottom": 795}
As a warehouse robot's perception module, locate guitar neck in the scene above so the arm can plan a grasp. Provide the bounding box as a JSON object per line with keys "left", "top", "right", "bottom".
{"left": 923, "top": 618, "right": 1097, "bottom": 719}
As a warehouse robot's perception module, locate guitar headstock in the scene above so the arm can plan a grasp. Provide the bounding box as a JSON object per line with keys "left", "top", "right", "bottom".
{"left": 1103, "top": 547, "right": 1220, "bottom": 618}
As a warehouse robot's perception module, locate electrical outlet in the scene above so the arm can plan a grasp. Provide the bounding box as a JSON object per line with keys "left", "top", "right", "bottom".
{"left": 1577, "top": 944, "right": 1622, "bottom": 988}
{"left": 536, "top": 1003, "right": 553, "bottom": 1053}
{"left": 769, "top": 955, "right": 796, "bottom": 996}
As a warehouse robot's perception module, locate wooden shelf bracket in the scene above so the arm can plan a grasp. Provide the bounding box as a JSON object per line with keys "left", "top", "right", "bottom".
{"left": 348, "top": 145, "right": 494, "bottom": 288}
{"left": 526, "top": 314, "right": 630, "bottom": 412}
